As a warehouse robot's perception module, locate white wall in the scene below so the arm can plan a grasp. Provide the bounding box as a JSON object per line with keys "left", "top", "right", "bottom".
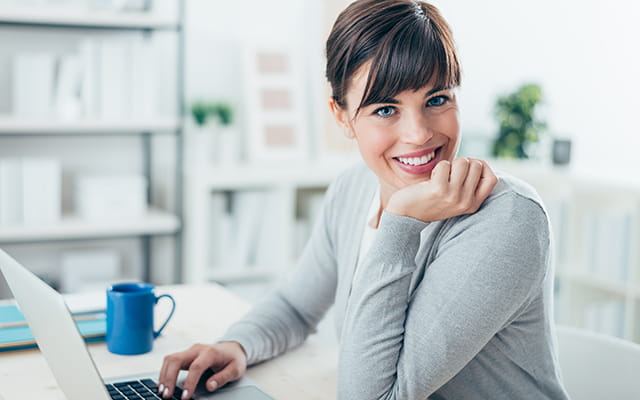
{"left": 430, "top": 0, "right": 640, "bottom": 183}
{"left": 186, "top": 0, "right": 639, "bottom": 183}
{"left": 183, "top": 0, "right": 357, "bottom": 161}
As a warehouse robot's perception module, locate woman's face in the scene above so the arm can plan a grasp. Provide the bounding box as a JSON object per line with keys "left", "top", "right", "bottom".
{"left": 330, "top": 63, "right": 461, "bottom": 203}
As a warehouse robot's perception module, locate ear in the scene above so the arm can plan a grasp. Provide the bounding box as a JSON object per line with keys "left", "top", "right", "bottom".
{"left": 328, "top": 98, "right": 355, "bottom": 139}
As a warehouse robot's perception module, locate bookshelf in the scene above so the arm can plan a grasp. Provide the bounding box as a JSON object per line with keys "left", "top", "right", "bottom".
{"left": 182, "top": 160, "right": 355, "bottom": 285}
{"left": 0, "top": 2, "right": 185, "bottom": 294}
{"left": 494, "top": 161, "right": 640, "bottom": 343}
{"left": 184, "top": 159, "right": 640, "bottom": 343}
{"left": 0, "top": 7, "right": 178, "bottom": 30}
{"left": 0, "top": 117, "right": 179, "bottom": 135}
{"left": 0, "top": 209, "right": 179, "bottom": 243}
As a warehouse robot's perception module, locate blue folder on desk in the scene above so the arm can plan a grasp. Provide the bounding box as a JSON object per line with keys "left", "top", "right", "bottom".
{"left": 0, "top": 304, "right": 106, "bottom": 352}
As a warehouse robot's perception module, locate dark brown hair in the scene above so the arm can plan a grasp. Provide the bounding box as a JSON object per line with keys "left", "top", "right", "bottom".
{"left": 326, "top": 0, "right": 460, "bottom": 115}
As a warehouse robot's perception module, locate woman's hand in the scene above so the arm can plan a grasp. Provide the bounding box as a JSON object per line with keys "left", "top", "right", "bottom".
{"left": 386, "top": 158, "right": 497, "bottom": 222}
{"left": 157, "top": 341, "right": 247, "bottom": 399}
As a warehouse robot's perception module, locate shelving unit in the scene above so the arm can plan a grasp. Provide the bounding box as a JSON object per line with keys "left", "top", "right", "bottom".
{"left": 185, "top": 158, "right": 640, "bottom": 343}
{"left": 494, "top": 161, "right": 640, "bottom": 343}
{"left": 0, "top": 3, "right": 185, "bottom": 290}
{"left": 0, "top": 8, "right": 178, "bottom": 29}
{"left": 0, "top": 116, "right": 179, "bottom": 135}
{"left": 0, "top": 209, "right": 179, "bottom": 243}
{"left": 183, "top": 160, "right": 356, "bottom": 285}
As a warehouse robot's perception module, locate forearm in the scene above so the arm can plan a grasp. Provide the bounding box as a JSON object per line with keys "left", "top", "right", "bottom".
{"left": 338, "top": 212, "right": 427, "bottom": 400}
{"left": 219, "top": 291, "right": 315, "bottom": 365}
{"left": 220, "top": 182, "right": 340, "bottom": 366}
{"left": 338, "top": 192, "right": 549, "bottom": 399}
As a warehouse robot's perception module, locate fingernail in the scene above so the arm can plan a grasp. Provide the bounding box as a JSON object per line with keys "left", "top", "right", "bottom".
{"left": 181, "top": 389, "right": 190, "bottom": 400}
{"left": 209, "top": 380, "right": 218, "bottom": 391}
{"left": 158, "top": 384, "right": 164, "bottom": 394}
{"left": 163, "top": 387, "right": 169, "bottom": 398}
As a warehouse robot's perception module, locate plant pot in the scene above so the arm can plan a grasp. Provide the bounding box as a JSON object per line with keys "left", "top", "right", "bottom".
{"left": 214, "top": 126, "right": 239, "bottom": 166}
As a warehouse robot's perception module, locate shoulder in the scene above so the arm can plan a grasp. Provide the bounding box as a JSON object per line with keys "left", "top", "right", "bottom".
{"left": 483, "top": 169, "right": 549, "bottom": 228}
{"left": 444, "top": 169, "right": 551, "bottom": 247}
{"left": 434, "top": 170, "right": 552, "bottom": 285}
{"left": 326, "top": 160, "right": 377, "bottom": 202}
{"left": 333, "top": 160, "right": 377, "bottom": 188}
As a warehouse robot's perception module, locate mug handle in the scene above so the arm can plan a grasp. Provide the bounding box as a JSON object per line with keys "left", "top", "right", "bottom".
{"left": 153, "top": 294, "right": 176, "bottom": 339}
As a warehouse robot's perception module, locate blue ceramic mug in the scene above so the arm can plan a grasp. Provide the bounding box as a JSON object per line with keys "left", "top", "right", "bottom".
{"left": 106, "top": 282, "right": 175, "bottom": 355}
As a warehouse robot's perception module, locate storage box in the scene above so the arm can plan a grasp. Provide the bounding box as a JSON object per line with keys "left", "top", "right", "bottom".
{"left": 60, "top": 248, "right": 121, "bottom": 293}
{"left": 75, "top": 174, "right": 147, "bottom": 220}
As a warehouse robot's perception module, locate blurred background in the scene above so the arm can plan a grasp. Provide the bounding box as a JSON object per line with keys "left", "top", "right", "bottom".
{"left": 0, "top": 0, "right": 638, "bottom": 347}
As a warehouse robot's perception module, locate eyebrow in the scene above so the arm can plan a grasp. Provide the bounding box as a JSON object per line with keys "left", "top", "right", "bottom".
{"left": 373, "top": 86, "right": 452, "bottom": 105}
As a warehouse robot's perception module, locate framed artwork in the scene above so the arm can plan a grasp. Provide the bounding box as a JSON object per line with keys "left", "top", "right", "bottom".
{"left": 244, "top": 44, "right": 309, "bottom": 162}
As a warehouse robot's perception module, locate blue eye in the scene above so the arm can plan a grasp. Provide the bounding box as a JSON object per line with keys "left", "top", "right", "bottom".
{"left": 375, "top": 106, "right": 396, "bottom": 118}
{"left": 427, "top": 95, "right": 448, "bottom": 107}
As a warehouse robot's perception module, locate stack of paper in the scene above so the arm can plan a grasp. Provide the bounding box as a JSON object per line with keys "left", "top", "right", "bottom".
{"left": 0, "top": 158, "right": 62, "bottom": 226}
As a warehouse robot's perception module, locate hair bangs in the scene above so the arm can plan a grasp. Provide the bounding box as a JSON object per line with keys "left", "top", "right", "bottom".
{"left": 358, "top": 11, "right": 460, "bottom": 113}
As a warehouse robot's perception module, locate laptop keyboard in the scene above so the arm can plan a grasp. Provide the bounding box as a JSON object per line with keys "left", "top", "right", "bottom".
{"left": 105, "top": 379, "right": 190, "bottom": 400}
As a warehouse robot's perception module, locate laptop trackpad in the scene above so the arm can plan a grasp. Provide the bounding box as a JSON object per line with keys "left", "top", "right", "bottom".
{"left": 198, "top": 385, "right": 275, "bottom": 399}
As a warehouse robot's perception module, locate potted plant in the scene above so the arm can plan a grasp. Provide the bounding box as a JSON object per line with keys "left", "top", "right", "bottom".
{"left": 491, "top": 83, "right": 547, "bottom": 159}
{"left": 189, "top": 100, "right": 237, "bottom": 166}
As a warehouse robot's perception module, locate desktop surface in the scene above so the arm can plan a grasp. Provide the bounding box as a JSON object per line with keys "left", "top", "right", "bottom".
{"left": 0, "top": 284, "right": 338, "bottom": 400}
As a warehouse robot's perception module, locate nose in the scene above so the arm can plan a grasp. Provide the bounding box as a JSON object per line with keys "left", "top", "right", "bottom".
{"left": 400, "top": 110, "right": 433, "bottom": 145}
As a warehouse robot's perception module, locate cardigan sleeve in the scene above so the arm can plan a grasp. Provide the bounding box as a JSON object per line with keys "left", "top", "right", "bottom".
{"left": 218, "top": 180, "right": 339, "bottom": 365}
{"left": 338, "top": 191, "right": 550, "bottom": 399}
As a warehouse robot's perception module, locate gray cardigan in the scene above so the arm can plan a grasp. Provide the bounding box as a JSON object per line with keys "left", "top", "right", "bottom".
{"left": 221, "top": 162, "right": 569, "bottom": 399}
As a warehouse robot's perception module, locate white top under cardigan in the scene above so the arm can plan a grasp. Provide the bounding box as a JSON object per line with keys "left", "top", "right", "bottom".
{"left": 220, "top": 161, "right": 569, "bottom": 400}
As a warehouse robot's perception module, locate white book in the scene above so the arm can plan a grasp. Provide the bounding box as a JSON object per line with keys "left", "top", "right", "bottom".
{"left": 208, "top": 192, "right": 227, "bottom": 268}
{"left": 99, "top": 39, "right": 131, "bottom": 119}
{"left": 130, "top": 35, "right": 156, "bottom": 117}
{"left": 79, "top": 39, "right": 100, "bottom": 119}
{"left": 0, "top": 159, "right": 23, "bottom": 226}
{"left": 254, "top": 190, "right": 285, "bottom": 269}
{"left": 231, "top": 191, "right": 266, "bottom": 268}
{"left": 216, "top": 210, "right": 235, "bottom": 268}
{"left": 600, "top": 300, "right": 625, "bottom": 338}
{"left": 21, "top": 158, "right": 62, "bottom": 225}
{"left": 12, "top": 52, "right": 56, "bottom": 119}
{"left": 54, "top": 54, "right": 82, "bottom": 120}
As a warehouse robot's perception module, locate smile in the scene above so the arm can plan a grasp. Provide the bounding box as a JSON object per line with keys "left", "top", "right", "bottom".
{"left": 392, "top": 146, "right": 442, "bottom": 175}
{"left": 396, "top": 151, "right": 436, "bottom": 166}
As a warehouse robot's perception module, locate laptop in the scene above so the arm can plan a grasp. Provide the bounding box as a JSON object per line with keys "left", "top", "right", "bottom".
{"left": 0, "top": 248, "right": 275, "bottom": 400}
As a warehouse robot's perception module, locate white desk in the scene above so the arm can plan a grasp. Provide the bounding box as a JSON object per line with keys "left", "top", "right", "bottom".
{"left": 0, "top": 284, "right": 338, "bottom": 400}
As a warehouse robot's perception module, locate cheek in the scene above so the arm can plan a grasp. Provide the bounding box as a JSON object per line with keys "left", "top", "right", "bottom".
{"left": 354, "top": 122, "right": 396, "bottom": 159}
{"left": 432, "top": 110, "right": 460, "bottom": 160}
{"left": 433, "top": 109, "right": 460, "bottom": 140}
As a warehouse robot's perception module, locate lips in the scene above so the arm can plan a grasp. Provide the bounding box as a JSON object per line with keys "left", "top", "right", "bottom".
{"left": 392, "top": 146, "right": 442, "bottom": 175}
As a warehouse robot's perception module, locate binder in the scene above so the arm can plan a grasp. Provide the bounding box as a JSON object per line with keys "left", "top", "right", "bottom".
{"left": 0, "top": 303, "right": 106, "bottom": 352}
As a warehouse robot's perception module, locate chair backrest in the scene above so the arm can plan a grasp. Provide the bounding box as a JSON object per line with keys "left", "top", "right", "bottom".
{"left": 556, "top": 325, "right": 640, "bottom": 399}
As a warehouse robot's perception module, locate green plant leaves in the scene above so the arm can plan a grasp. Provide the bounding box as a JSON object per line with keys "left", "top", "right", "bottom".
{"left": 492, "top": 83, "right": 546, "bottom": 159}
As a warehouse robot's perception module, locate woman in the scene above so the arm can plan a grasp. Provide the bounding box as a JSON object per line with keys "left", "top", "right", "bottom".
{"left": 159, "top": 1, "right": 569, "bottom": 398}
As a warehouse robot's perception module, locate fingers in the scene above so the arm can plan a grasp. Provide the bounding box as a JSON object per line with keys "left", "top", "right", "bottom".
{"left": 474, "top": 159, "right": 498, "bottom": 201}
{"left": 449, "top": 157, "right": 470, "bottom": 187}
{"left": 157, "top": 345, "right": 200, "bottom": 399}
{"left": 179, "top": 347, "right": 220, "bottom": 400}
{"left": 451, "top": 158, "right": 496, "bottom": 214}
{"left": 205, "top": 361, "right": 243, "bottom": 392}
{"left": 461, "top": 159, "right": 483, "bottom": 198}
{"left": 431, "top": 159, "right": 451, "bottom": 186}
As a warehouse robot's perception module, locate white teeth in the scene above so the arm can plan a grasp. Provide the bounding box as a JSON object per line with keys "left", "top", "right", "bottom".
{"left": 397, "top": 151, "right": 435, "bottom": 166}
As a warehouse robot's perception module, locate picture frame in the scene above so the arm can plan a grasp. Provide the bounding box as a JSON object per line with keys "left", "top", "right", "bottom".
{"left": 243, "top": 44, "right": 309, "bottom": 162}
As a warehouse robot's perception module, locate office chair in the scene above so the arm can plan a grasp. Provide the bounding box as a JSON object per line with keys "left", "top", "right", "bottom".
{"left": 555, "top": 325, "right": 640, "bottom": 399}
